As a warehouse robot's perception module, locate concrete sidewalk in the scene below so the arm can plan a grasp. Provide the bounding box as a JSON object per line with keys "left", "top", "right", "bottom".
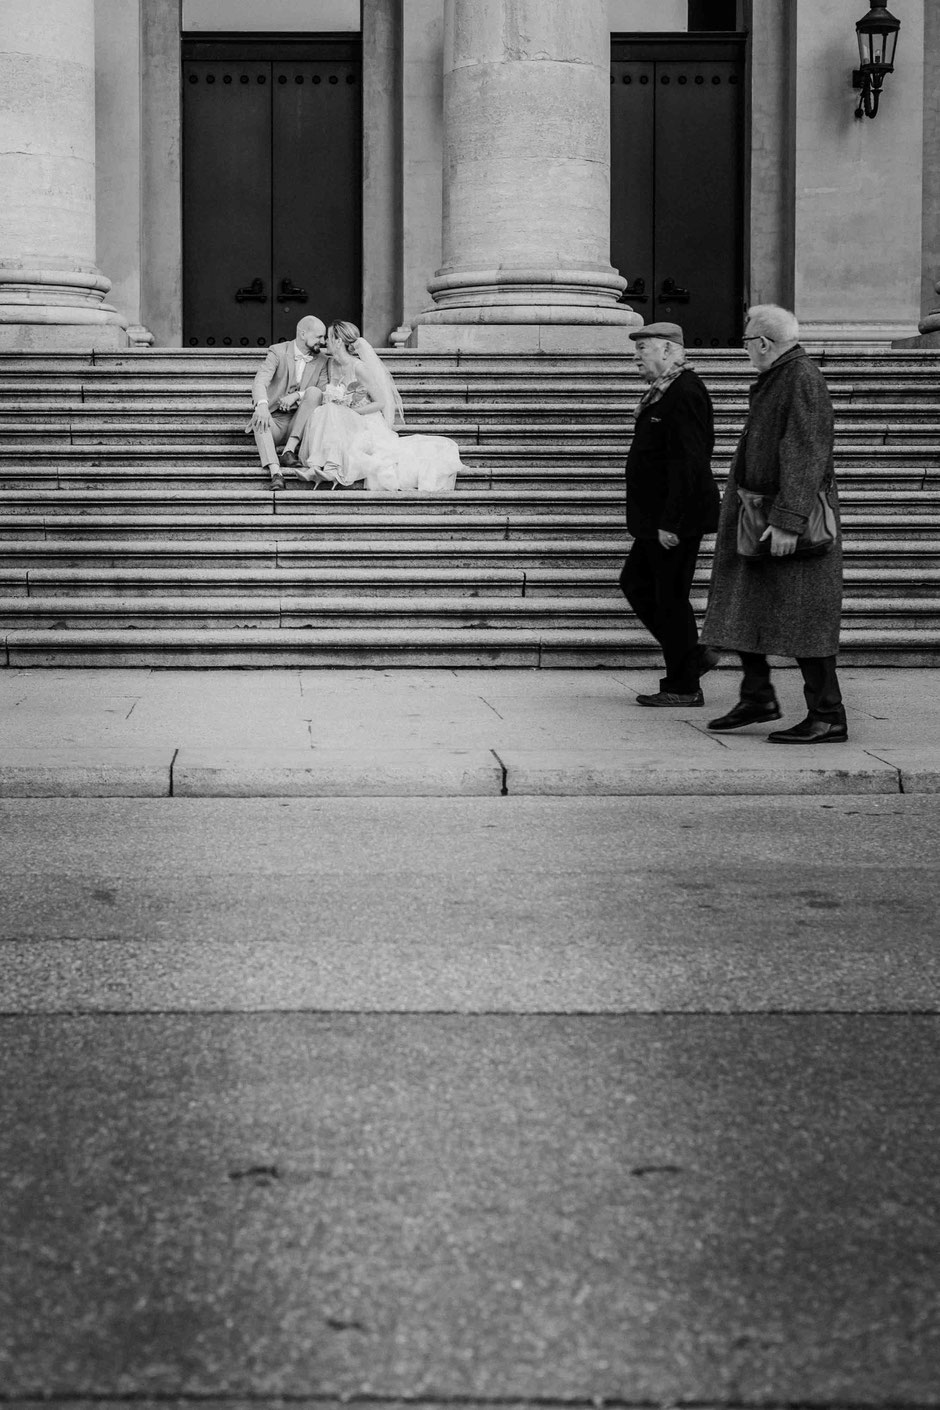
{"left": 1, "top": 665, "right": 937, "bottom": 797}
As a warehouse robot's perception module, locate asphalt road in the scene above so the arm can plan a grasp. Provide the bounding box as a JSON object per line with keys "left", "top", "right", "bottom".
{"left": 1, "top": 796, "right": 939, "bottom": 1405}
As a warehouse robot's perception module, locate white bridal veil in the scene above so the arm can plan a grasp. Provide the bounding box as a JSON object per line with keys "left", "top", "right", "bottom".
{"left": 352, "top": 337, "right": 405, "bottom": 427}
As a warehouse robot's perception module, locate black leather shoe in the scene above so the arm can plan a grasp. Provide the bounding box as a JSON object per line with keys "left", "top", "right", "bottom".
{"left": 279, "top": 448, "right": 302, "bottom": 470}
{"left": 269, "top": 471, "right": 285, "bottom": 491}
{"left": 707, "top": 699, "right": 781, "bottom": 731}
{"left": 636, "top": 689, "right": 704, "bottom": 707}
{"left": 767, "top": 716, "right": 848, "bottom": 744}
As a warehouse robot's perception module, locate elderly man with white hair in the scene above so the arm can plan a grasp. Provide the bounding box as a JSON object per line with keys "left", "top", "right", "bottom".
{"left": 620, "top": 320, "right": 720, "bottom": 707}
{"left": 247, "top": 315, "right": 330, "bottom": 490}
{"left": 701, "top": 304, "right": 846, "bottom": 743}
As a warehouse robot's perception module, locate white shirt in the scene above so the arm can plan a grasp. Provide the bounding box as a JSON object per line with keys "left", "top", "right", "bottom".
{"left": 292, "top": 341, "right": 313, "bottom": 390}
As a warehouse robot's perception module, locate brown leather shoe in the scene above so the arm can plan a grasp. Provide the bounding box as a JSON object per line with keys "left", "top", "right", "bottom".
{"left": 279, "top": 448, "right": 302, "bottom": 470}
{"left": 269, "top": 471, "right": 285, "bottom": 491}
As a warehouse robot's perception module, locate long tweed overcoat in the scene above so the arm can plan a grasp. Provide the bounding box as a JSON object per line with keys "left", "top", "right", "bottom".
{"left": 701, "top": 344, "right": 842, "bottom": 658}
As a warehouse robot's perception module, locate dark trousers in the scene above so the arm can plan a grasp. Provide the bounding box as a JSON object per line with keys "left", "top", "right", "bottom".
{"left": 620, "top": 535, "right": 702, "bottom": 693}
{"left": 739, "top": 651, "right": 845, "bottom": 724}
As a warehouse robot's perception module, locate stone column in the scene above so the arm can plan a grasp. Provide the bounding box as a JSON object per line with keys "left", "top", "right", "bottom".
{"left": 0, "top": 0, "right": 127, "bottom": 349}
{"left": 411, "top": 0, "right": 641, "bottom": 351}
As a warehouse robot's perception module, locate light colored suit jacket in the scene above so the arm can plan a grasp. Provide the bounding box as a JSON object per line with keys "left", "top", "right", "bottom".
{"left": 248, "top": 341, "right": 329, "bottom": 424}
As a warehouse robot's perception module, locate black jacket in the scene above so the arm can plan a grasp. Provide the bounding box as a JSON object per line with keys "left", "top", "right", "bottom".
{"left": 625, "top": 367, "right": 719, "bottom": 540}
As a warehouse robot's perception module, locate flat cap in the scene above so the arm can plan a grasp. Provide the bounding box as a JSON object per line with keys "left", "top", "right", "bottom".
{"left": 629, "top": 321, "right": 685, "bottom": 345}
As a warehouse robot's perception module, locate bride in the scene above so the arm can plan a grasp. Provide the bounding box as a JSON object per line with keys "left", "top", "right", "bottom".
{"left": 295, "top": 321, "right": 464, "bottom": 492}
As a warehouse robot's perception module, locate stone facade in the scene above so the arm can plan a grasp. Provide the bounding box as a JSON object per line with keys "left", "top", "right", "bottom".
{"left": 0, "top": 0, "right": 933, "bottom": 348}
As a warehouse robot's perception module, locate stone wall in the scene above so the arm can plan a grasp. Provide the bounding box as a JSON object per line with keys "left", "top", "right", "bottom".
{"left": 793, "top": 0, "right": 924, "bottom": 342}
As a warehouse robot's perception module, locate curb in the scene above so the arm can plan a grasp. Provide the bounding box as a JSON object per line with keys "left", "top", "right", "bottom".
{"left": 1, "top": 746, "right": 937, "bottom": 798}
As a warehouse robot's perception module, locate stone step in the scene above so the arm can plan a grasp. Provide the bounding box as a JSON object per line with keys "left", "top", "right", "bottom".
{"left": 3, "top": 565, "right": 937, "bottom": 599}
{"left": 6, "top": 395, "right": 940, "bottom": 426}
{"left": 0, "top": 537, "right": 935, "bottom": 572}
{"left": 6, "top": 420, "right": 940, "bottom": 449}
{"left": 0, "top": 488, "right": 627, "bottom": 515}
{"left": 1, "top": 593, "right": 935, "bottom": 632}
{"left": 3, "top": 383, "right": 940, "bottom": 409}
{"left": 0, "top": 538, "right": 631, "bottom": 569}
{"left": 1, "top": 348, "right": 939, "bottom": 371}
{"left": 0, "top": 512, "right": 632, "bottom": 541}
{"left": 2, "top": 488, "right": 937, "bottom": 516}
{"left": 3, "top": 444, "right": 939, "bottom": 471}
{"left": 5, "top": 624, "right": 940, "bottom": 670}
{"left": 5, "top": 391, "right": 940, "bottom": 417}
{"left": 0, "top": 465, "right": 931, "bottom": 492}
{"left": 3, "top": 512, "right": 939, "bottom": 544}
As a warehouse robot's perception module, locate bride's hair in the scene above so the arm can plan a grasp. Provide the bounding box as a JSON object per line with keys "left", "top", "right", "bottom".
{"left": 329, "top": 323, "right": 404, "bottom": 428}
{"left": 329, "top": 321, "right": 360, "bottom": 351}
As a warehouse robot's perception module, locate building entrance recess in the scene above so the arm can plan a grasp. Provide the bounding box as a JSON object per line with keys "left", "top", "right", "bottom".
{"left": 611, "top": 35, "right": 746, "bottom": 347}
{"left": 182, "top": 36, "right": 362, "bottom": 348}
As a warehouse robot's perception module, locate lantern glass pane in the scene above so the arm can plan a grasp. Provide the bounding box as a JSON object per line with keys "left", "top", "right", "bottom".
{"left": 857, "top": 28, "right": 873, "bottom": 66}
{"left": 884, "top": 28, "right": 899, "bottom": 66}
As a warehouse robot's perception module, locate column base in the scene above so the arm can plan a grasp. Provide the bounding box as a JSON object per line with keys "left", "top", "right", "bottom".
{"left": 408, "top": 321, "right": 642, "bottom": 353}
{"left": 798, "top": 320, "right": 918, "bottom": 350}
{"left": 892, "top": 317, "right": 940, "bottom": 350}
{"left": 0, "top": 262, "right": 129, "bottom": 350}
{"left": 0, "top": 322, "right": 129, "bottom": 351}
{"left": 892, "top": 333, "right": 940, "bottom": 350}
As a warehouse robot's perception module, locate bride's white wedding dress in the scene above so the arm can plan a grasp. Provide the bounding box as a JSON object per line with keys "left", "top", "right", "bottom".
{"left": 296, "top": 356, "right": 463, "bottom": 492}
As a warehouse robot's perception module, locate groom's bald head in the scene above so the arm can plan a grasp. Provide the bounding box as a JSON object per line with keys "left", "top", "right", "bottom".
{"left": 296, "top": 315, "right": 326, "bottom": 350}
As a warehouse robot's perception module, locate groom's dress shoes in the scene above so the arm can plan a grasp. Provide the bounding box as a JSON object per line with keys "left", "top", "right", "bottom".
{"left": 767, "top": 716, "right": 848, "bottom": 745}
{"left": 279, "top": 448, "right": 302, "bottom": 470}
{"left": 707, "top": 698, "right": 782, "bottom": 731}
{"left": 269, "top": 471, "right": 285, "bottom": 491}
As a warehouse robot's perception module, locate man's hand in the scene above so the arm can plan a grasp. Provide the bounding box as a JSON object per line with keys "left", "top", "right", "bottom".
{"left": 658, "top": 529, "right": 680, "bottom": 550}
{"left": 251, "top": 402, "right": 272, "bottom": 433}
{"left": 278, "top": 390, "right": 302, "bottom": 412}
{"left": 760, "top": 525, "right": 800, "bottom": 557}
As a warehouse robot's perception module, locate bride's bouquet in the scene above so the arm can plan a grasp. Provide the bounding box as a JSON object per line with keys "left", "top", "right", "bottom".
{"left": 323, "top": 382, "right": 350, "bottom": 405}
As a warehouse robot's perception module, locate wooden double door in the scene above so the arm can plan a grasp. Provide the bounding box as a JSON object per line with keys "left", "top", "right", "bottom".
{"left": 611, "top": 36, "right": 746, "bottom": 348}
{"left": 182, "top": 38, "right": 362, "bottom": 348}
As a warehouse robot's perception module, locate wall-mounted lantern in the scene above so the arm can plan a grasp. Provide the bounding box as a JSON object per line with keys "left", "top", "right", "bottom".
{"left": 853, "top": 2, "right": 901, "bottom": 119}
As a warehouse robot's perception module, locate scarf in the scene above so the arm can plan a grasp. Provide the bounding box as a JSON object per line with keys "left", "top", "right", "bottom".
{"left": 633, "top": 360, "right": 685, "bottom": 421}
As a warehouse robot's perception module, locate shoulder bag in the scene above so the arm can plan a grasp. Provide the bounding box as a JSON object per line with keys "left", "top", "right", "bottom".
{"left": 737, "top": 484, "right": 837, "bottom": 560}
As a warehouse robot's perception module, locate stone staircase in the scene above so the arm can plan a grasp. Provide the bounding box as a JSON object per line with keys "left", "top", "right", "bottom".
{"left": 1, "top": 348, "right": 938, "bottom": 666}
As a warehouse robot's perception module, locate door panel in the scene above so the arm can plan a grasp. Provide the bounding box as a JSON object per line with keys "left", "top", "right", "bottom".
{"left": 610, "top": 40, "right": 745, "bottom": 347}
{"left": 183, "top": 42, "right": 362, "bottom": 347}
{"left": 273, "top": 59, "right": 362, "bottom": 338}
{"left": 609, "top": 63, "right": 655, "bottom": 319}
{"left": 183, "top": 60, "right": 272, "bottom": 348}
{"left": 653, "top": 60, "right": 743, "bottom": 345}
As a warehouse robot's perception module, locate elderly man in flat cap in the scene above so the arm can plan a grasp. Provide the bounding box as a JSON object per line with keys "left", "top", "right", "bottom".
{"left": 620, "top": 321, "right": 720, "bottom": 706}
{"left": 247, "top": 315, "right": 330, "bottom": 490}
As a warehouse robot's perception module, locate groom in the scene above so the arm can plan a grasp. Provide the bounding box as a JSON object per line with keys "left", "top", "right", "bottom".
{"left": 248, "top": 315, "right": 330, "bottom": 489}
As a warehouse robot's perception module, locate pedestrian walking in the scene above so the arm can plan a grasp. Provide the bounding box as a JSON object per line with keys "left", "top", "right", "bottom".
{"left": 620, "top": 322, "right": 720, "bottom": 706}
{"left": 701, "top": 304, "right": 847, "bottom": 743}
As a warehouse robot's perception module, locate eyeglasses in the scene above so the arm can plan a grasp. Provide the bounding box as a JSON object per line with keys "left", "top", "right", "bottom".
{"left": 742, "top": 333, "right": 774, "bottom": 346}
